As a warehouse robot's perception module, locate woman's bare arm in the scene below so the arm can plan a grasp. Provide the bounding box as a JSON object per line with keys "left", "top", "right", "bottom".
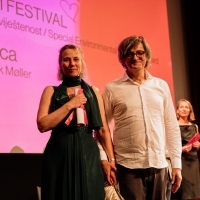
{"left": 37, "top": 86, "right": 86, "bottom": 132}
{"left": 92, "top": 86, "right": 115, "bottom": 161}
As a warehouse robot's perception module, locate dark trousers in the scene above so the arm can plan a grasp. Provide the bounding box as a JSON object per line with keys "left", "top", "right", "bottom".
{"left": 117, "top": 164, "right": 168, "bottom": 200}
{"left": 166, "top": 171, "right": 172, "bottom": 200}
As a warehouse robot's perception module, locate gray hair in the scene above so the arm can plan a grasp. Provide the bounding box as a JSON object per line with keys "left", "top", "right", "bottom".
{"left": 118, "top": 36, "right": 152, "bottom": 68}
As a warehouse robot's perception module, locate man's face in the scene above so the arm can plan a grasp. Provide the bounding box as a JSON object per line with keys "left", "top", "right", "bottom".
{"left": 123, "top": 42, "right": 147, "bottom": 74}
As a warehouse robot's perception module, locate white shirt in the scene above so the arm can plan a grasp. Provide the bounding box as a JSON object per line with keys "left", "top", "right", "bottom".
{"left": 102, "top": 71, "right": 182, "bottom": 169}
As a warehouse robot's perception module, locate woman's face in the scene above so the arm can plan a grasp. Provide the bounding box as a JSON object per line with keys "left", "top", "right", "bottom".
{"left": 177, "top": 101, "right": 190, "bottom": 118}
{"left": 60, "top": 48, "right": 83, "bottom": 77}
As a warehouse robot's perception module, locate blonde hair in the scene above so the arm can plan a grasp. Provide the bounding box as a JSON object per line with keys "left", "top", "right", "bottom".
{"left": 176, "top": 99, "right": 195, "bottom": 121}
{"left": 57, "top": 44, "right": 86, "bottom": 80}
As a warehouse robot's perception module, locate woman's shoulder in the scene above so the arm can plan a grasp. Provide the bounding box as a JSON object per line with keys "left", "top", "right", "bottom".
{"left": 44, "top": 84, "right": 63, "bottom": 92}
{"left": 91, "top": 86, "right": 104, "bottom": 103}
{"left": 43, "top": 85, "right": 54, "bottom": 91}
{"left": 191, "top": 122, "right": 198, "bottom": 126}
{"left": 91, "top": 86, "right": 101, "bottom": 97}
{"left": 91, "top": 86, "right": 99, "bottom": 92}
{"left": 193, "top": 123, "right": 199, "bottom": 132}
{"left": 41, "top": 86, "right": 55, "bottom": 97}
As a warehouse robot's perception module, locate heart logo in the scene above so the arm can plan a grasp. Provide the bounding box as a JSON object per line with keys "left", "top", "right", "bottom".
{"left": 60, "top": 0, "right": 79, "bottom": 23}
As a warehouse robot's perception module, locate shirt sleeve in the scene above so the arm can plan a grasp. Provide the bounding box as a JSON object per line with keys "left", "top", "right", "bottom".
{"left": 163, "top": 82, "right": 182, "bottom": 169}
{"left": 102, "top": 86, "right": 113, "bottom": 125}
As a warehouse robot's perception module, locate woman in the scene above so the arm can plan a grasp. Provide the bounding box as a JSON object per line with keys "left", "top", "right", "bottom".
{"left": 37, "top": 44, "right": 116, "bottom": 200}
{"left": 176, "top": 99, "right": 200, "bottom": 200}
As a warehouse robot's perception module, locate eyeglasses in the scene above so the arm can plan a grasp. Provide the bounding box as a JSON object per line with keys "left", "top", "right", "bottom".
{"left": 125, "top": 50, "right": 145, "bottom": 58}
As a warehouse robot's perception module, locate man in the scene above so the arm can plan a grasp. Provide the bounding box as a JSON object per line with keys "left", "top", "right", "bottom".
{"left": 101, "top": 36, "right": 182, "bottom": 200}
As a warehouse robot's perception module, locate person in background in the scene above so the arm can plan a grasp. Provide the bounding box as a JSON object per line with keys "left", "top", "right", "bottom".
{"left": 101, "top": 35, "right": 182, "bottom": 200}
{"left": 36, "top": 44, "right": 116, "bottom": 200}
{"left": 176, "top": 99, "right": 200, "bottom": 200}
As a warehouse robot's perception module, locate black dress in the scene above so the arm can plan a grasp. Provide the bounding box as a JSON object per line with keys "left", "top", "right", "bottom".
{"left": 179, "top": 124, "right": 200, "bottom": 199}
{"left": 41, "top": 82, "right": 104, "bottom": 200}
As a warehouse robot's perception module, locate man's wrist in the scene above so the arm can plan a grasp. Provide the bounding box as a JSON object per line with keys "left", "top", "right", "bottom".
{"left": 108, "top": 158, "right": 115, "bottom": 162}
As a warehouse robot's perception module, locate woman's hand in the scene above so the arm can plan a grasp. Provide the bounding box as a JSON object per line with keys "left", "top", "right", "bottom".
{"left": 192, "top": 141, "right": 200, "bottom": 150}
{"left": 101, "top": 160, "right": 117, "bottom": 185}
{"left": 37, "top": 87, "right": 88, "bottom": 132}
{"left": 182, "top": 144, "right": 192, "bottom": 152}
{"left": 67, "top": 93, "right": 87, "bottom": 109}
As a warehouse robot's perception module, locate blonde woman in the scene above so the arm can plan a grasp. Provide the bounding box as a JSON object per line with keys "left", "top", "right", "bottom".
{"left": 37, "top": 44, "right": 116, "bottom": 200}
{"left": 176, "top": 99, "right": 200, "bottom": 200}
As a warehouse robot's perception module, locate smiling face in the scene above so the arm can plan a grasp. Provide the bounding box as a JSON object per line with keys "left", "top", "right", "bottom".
{"left": 118, "top": 36, "right": 152, "bottom": 70}
{"left": 123, "top": 42, "right": 148, "bottom": 75}
{"left": 177, "top": 100, "right": 191, "bottom": 119}
{"left": 60, "top": 48, "right": 83, "bottom": 78}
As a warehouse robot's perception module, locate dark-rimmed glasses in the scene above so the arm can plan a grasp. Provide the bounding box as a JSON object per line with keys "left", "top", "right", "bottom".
{"left": 125, "top": 50, "right": 145, "bottom": 59}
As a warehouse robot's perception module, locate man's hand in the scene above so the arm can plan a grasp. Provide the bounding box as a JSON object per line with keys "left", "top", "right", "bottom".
{"left": 101, "top": 160, "right": 117, "bottom": 185}
{"left": 171, "top": 168, "right": 182, "bottom": 193}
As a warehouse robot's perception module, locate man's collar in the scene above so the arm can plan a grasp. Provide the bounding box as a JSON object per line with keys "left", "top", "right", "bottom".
{"left": 121, "top": 70, "right": 153, "bottom": 82}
